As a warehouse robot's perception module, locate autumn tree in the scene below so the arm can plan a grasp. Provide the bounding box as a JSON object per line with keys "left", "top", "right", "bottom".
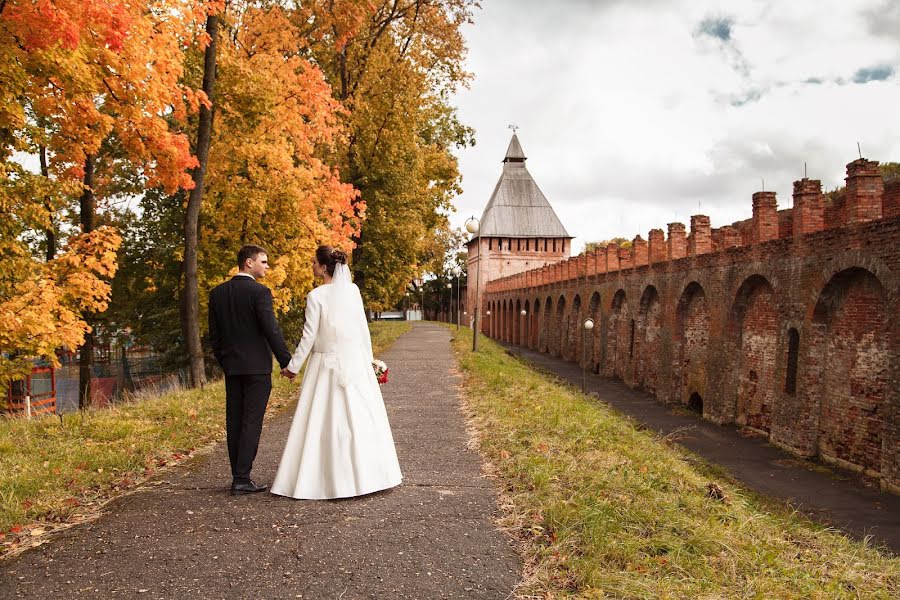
{"left": 825, "top": 161, "right": 900, "bottom": 201}
{"left": 0, "top": 0, "right": 206, "bottom": 404}
{"left": 109, "top": 1, "right": 359, "bottom": 367}
{"left": 198, "top": 2, "right": 359, "bottom": 306}
{"left": 183, "top": 2, "right": 224, "bottom": 387}
{"left": 295, "top": 0, "right": 476, "bottom": 312}
{"left": 584, "top": 238, "right": 632, "bottom": 253}
{"left": 878, "top": 162, "right": 900, "bottom": 182}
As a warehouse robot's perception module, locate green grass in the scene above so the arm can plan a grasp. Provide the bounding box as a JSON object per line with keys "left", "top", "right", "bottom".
{"left": 0, "top": 321, "right": 410, "bottom": 554}
{"left": 451, "top": 328, "right": 899, "bottom": 599}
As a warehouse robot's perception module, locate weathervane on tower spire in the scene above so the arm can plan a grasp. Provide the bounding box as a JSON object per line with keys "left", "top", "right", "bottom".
{"left": 508, "top": 123, "right": 519, "bottom": 133}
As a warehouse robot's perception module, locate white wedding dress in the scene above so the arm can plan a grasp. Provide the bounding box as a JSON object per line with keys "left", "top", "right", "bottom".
{"left": 271, "top": 264, "right": 402, "bottom": 500}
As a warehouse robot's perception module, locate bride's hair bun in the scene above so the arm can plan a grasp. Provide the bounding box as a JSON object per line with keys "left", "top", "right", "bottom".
{"left": 315, "top": 245, "right": 347, "bottom": 277}
{"left": 330, "top": 249, "right": 347, "bottom": 265}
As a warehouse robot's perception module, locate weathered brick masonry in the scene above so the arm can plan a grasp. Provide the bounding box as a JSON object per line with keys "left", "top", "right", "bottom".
{"left": 483, "top": 159, "right": 900, "bottom": 492}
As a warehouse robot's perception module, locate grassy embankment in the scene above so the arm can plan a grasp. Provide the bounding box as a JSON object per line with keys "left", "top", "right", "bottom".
{"left": 451, "top": 328, "right": 898, "bottom": 598}
{"left": 0, "top": 321, "right": 410, "bottom": 555}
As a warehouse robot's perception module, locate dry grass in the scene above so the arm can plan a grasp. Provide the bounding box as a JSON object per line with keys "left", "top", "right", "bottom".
{"left": 452, "top": 328, "right": 899, "bottom": 599}
{"left": 0, "top": 321, "right": 410, "bottom": 557}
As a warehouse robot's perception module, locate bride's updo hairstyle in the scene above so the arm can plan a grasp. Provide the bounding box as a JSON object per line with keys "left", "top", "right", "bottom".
{"left": 316, "top": 245, "right": 347, "bottom": 277}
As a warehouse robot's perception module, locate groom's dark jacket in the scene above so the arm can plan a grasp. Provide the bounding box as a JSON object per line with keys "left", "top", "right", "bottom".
{"left": 208, "top": 275, "right": 292, "bottom": 375}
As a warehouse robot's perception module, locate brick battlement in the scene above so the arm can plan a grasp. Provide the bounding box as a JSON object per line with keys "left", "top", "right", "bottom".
{"left": 480, "top": 157, "right": 899, "bottom": 492}
{"left": 486, "top": 159, "right": 892, "bottom": 294}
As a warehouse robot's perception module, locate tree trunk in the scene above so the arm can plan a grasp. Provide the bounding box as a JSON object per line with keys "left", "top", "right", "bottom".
{"left": 39, "top": 144, "right": 56, "bottom": 261}
{"left": 182, "top": 13, "right": 219, "bottom": 388}
{"left": 78, "top": 154, "right": 95, "bottom": 409}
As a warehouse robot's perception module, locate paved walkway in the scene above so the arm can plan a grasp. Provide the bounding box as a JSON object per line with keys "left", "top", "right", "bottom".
{"left": 503, "top": 343, "right": 900, "bottom": 555}
{"left": 1, "top": 324, "right": 520, "bottom": 599}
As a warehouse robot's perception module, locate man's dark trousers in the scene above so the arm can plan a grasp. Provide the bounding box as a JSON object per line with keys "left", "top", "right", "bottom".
{"left": 209, "top": 275, "right": 292, "bottom": 484}
{"left": 225, "top": 374, "right": 272, "bottom": 483}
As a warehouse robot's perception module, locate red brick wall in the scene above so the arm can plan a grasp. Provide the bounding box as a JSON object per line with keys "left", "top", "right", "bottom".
{"left": 816, "top": 269, "right": 888, "bottom": 477}
{"left": 675, "top": 283, "right": 710, "bottom": 406}
{"left": 734, "top": 278, "right": 778, "bottom": 432}
{"left": 605, "top": 290, "right": 630, "bottom": 380}
{"left": 635, "top": 287, "right": 662, "bottom": 394}
{"left": 483, "top": 160, "right": 900, "bottom": 492}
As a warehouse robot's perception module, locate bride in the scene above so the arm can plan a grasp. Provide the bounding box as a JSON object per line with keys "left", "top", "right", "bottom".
{"left": 271, "top": 246, "right": 402, "bottom": 500}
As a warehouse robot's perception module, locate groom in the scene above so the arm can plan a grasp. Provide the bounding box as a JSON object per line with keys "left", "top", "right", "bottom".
{"left": 208, "top": 244, "right": 293, "bottom": 495}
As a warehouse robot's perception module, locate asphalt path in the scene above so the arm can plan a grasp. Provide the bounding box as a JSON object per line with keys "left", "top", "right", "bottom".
{"left": 1, "top": 324, "right": 521, "bottom": 599}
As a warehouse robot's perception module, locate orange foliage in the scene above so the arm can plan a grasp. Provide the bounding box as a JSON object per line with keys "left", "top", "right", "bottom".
{"left": 0, "top": 1, "right": 214, "bottom": 379}
{"left": 199, "top": 3, "right": 361, "bottom": 308}
{"left": 1, "top": 0, "right": 214, "bottom": 192}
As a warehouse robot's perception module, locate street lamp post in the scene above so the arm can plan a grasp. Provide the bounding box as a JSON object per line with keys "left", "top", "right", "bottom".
{"left": 582, "top": 318, "right": 595, "bottom": 393}
{"left": 446, "top": 282, "right": 452, "bottom": 325}
{"left": 455, "top": 272, "right": 461, "bottom": 332}
{"left": 465, "top": 216, "right": 481, "bottom": 351}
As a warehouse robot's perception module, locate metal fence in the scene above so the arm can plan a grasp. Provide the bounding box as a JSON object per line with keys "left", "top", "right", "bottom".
{"left": 55, "top": 348, "right": 189, "bottom": 413}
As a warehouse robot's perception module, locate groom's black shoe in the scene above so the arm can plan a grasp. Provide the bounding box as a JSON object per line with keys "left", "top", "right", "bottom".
{"left": 231, "top": 480, "right": 268, "bottom": 495}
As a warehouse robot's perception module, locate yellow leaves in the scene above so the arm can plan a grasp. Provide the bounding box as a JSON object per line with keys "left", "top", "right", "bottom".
{"left": 0, "top": 226, "right": 122, "bottom": 382}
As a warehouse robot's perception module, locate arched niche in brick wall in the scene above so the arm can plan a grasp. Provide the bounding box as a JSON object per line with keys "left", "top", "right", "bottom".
{"left": 806, "top": 252, "right": 898, "bottom": 317}
{"left": 810, "top": 267, "right": 889, "bottom": 478}
{"left": 529, "top": 298, "right": 540, "bottom": 350}
{"left": 587, "top": 291, "right": 602, "bottom": 374}
{"left": 675, "top": 282, "right": 711, "bottom": 407}
{"left": 727, "top": 275, "right": 779, "bottom": 434}
{"left": 568, "top": 294, "right": 582, "bottom": 364}
{"left": 553, "top": 295, "right": 567, "bottom": 358}
{"left": 515, "top": 299, "right": 523, "bottom": 346}
{"left": 523, "top": 299, "right": 531, "bottom": 348}
{"left": 541, "top": 296, "right": 553, "bottom": 354}
{"left": 511, "top": 299, "right": 518, "bottom": 343}
{"left": 492, "top": 300, "right": 499, "bottom": 339}
{"left": 506, "top": 299, "right": 515, "bottom": 343}
{"left": 488, "top": 301, "right": 495, "bottom": 338}
{"left": 636, "top": 285, "right": 663, "bottom": 395}
{"left": 606, "top": 289, "right": 630, "bottom": 381}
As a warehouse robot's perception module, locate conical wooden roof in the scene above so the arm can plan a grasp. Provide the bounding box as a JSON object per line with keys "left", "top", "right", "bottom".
{"left": 476, "top": 134, "right": 571, "bottom": 238}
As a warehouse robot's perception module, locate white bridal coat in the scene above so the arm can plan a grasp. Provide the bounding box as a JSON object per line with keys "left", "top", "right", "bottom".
{"left": 271, "top": 267, "right": 402, "bottom": 500}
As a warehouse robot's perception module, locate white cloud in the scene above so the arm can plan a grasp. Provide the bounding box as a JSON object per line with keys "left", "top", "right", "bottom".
{"left": 449, "top": 0, "right": 900, "bottom": 252}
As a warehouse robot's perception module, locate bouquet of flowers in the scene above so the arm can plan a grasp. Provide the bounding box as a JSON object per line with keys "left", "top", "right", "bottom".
{"left": 372, "top": 359, "right": 389, "bottom": 385}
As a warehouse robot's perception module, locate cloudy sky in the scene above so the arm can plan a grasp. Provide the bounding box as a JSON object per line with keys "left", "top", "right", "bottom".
{"left": 448, "top": 0, "right": 900, "bottom": 252}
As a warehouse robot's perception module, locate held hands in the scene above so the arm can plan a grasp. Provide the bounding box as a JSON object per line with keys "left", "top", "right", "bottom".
{"left": 280, "top": 367, "right": 297, "bottom": 381}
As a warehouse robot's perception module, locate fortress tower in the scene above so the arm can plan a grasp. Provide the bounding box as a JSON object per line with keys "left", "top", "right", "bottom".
{"left": 467, "top": 133, "right": 572, "bottom": 330}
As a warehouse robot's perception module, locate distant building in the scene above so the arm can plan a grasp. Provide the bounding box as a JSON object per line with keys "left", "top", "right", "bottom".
{"left": 466, "top": 133, "right": 572, "bottom": 329}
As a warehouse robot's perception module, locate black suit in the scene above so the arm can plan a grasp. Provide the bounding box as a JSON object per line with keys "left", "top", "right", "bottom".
{"left": 208, "top": 275, "right": 292, "bottom": 483}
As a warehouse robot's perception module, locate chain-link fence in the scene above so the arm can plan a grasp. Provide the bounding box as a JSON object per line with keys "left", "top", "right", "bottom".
{"left": 53, "top": 348, "right": 190, "bottom": 413}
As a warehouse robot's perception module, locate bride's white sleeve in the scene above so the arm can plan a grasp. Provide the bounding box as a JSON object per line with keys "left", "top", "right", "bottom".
{"left": 286, "top": 293, "right": 320, "bottom": 375}
{"left": 355, "top": 286, "right": 374, "bottom": 363}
